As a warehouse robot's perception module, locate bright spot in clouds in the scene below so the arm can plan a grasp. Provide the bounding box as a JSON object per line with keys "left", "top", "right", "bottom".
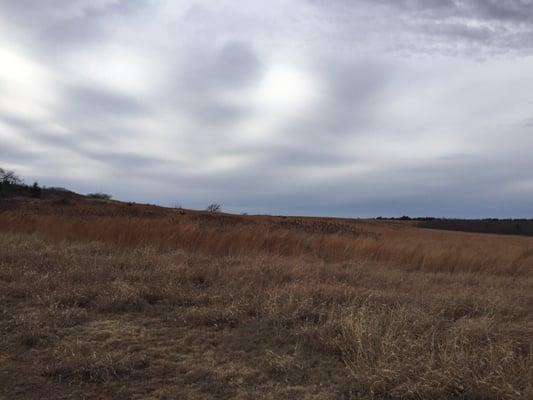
{"left": 255, "top": 65, "right": 318, "bottom": 114}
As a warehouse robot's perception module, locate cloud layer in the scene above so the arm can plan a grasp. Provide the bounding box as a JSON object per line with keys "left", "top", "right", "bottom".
{"left": 1, "top": 0, "right": 532, "bottom": 217}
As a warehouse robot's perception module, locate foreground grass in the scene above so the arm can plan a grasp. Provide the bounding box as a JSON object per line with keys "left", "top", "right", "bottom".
{"left": 1, "top": 222, "right": 532, "bottom": 399}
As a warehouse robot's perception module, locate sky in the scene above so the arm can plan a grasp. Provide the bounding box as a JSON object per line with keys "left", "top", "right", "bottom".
{"left": 1, "top": 0, "right": 532, "bottom": 217}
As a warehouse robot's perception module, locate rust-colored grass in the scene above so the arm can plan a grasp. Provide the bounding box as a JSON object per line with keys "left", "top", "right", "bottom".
{"left": 0, "top": 198, "right": 532, "bottom": 399}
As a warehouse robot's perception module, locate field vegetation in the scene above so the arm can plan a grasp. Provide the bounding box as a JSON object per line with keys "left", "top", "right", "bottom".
{"left": 1, "top": 196, "right": 532, "bottom": 399}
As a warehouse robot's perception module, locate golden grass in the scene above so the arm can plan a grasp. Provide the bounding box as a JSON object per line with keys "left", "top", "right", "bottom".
{"left": 0, "top": 210, "right": 531, "bottom": 276}
{"left": 0, "top": 200, "right": 532, "bottom": 399}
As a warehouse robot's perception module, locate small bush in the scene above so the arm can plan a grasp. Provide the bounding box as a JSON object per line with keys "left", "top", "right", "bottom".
{"left": 88, "top": 193, "right": 112, "bottom": 200}
{"left": 30, "top": 182, "right": 42, "bottom": 198}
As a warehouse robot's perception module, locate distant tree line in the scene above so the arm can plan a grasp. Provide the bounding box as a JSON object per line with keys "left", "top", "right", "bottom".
{"left": 374, "top": 215, "right": 533, "bottom": 237}
{"left": 375, "top": 216, "right": 437, "bottom": 221}
{"left": 417, "top": 218, "right": 533, "bottom": 237}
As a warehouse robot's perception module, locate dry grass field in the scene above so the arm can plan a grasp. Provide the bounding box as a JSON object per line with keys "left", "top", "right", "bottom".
{"left": 1, "top": 197, "right": 532, "bottom": 399}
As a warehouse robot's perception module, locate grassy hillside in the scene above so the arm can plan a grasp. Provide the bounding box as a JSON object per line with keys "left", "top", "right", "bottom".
{"left": 1, "top": 196, "right": 532, "bottom": 399}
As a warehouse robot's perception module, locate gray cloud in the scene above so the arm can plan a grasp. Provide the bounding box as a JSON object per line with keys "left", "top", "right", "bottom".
{"left": 1, "top": 0, "right": 533, "bottom": 217}
{"left": 295, "top": 56, "right": 389, "bottom": 138}
{"left": 0, "top": 142, "right": 36, "bottom": 164}
{"left": 61, "top": 85, "right": 149, "bottom": 117}
{"left": 309, "top": 0, "right": 533, "bottom": 54}
{"left": 166, "top": 40, "right": 263, "bottom": 127}
{"left": 466, "top": 0, "right": 533, "bottom": 22}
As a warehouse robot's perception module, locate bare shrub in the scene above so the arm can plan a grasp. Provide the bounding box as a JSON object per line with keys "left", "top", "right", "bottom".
{"left": 206, "top": 203, "right": 221, "bottom": 212}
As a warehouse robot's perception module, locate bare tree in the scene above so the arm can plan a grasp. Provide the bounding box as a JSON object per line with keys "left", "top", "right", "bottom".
{"left": 0, "top": 168, "right": 23, "bottom": 185}
{"left": 206, "top": 203, "right": 221, "bottom": 212}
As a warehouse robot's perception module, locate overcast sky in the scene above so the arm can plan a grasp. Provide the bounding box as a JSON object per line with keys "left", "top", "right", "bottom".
{"left": 1, "top": 0, "right": 532, "bottom": 217}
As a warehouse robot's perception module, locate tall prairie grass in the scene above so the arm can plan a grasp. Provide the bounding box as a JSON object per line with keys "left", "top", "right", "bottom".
{"left": 0, "top": 212, "right": 531, "bottom": 276}
{"left": 1, "top": 201, "right": 532, "bottom": 399}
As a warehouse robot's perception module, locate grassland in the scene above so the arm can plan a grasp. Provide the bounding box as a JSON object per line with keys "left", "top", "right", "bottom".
{"left": 1, "top": 198, "right": 532, "bottom": 399}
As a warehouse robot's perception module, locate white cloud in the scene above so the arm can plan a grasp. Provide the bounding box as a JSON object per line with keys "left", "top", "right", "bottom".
{"left": 255, "top": 64, "right": 319, "bottom": 115}
{"left": 0, "top": 42, "right": 58, "bottom": 121}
